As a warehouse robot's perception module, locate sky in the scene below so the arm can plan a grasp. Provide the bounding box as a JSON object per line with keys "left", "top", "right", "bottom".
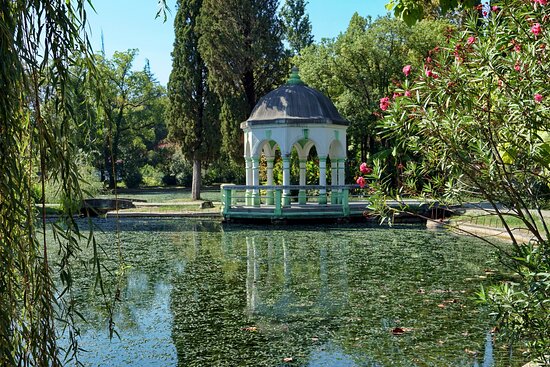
{"left": 86, "top": 1, "right": 389, "bottom": 86}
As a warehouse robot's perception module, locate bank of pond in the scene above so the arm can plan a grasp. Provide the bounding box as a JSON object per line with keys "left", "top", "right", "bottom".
{"left": 52, "top": 218, "right": 526, "bottom": 367}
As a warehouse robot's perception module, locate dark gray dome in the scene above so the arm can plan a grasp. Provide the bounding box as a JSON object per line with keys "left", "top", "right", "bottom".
{"left": 243, "top": 69, "right": 348, "bottom": 127}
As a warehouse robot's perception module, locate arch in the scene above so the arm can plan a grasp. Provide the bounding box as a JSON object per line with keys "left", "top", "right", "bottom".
{"left": 328, "top": 139, "right": 346, "bottom": 160}
{"left": 290, "top": 137, "right": 318, "bottom": 160}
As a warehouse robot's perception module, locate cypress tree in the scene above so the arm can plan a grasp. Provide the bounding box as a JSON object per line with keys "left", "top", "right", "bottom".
{"left": 168, "top": 0, "right": 220, "bottom": 199}
{"left": 198, "top": 0, "right": 286, "bottom": 160}
{"left": 280, "top": 0, "right": 314, "bottom": 55}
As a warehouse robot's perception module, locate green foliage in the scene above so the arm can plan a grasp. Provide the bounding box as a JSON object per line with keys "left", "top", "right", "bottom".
{"left": 296, "top": 15, "right": 449, "bottom": 168}
{"left": 280, "top": 0, "right": 314, "bottom": 55}
{"left": 382, "top": 1, "right": 550, "bottom": 361}
{"left": 198, "top": 0, "right": 287, "bottom": 160}
{"left": 167, "top": 0, "right": 221, "bottom": 198}
{"left": 0, "top": 1, "right": 109, "bottom": 365}
{"left": 385, "top": 0, "right": 480, "bottom": 25}
{"left": 140, "top": 164, "right": 164, "bottom": 187}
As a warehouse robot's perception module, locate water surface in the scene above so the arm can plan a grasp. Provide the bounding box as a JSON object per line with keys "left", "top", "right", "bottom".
{"left": 58, "top": 219, "right": 524, "bottom": 366}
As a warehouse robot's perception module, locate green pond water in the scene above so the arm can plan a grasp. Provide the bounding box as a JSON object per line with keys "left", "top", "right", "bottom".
{"left": 56, "top": 218, "right": 526, "bottom": 367}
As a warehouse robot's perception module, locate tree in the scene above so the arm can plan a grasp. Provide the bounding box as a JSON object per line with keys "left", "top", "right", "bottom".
{"left": 380, "top": 2, "right": 550, "bottom": 362}
{"left": 198, "top": 0, "right": 287, "bottom": 160}
{"left": 280, "top": 0, "right": 314, "bottom": 55}
{"left": 385, "top": 0, "right": 480, "bottom": 25}
{"left": 95, "top": 50, "right": 165, "bottom": 188}
{"left": 168, "top": 0, "right": 220, "bottom": 200}
{"left": 0, "top": 1, "right": 98, "bottom": 365}
{"left": 297, "top": 15, "right": 449, "bottom": 163}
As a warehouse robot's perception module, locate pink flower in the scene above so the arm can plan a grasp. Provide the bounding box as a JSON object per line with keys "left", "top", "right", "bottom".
{"left": 426, "top": 56, "right": 432, "bottom": 63}
{"left": 492, "top": 5, "right": 499, "bottom": 11}
{"left": 467, "top": 36, "right": 476, "bottom": 45}
{"left": 356, "top": 176, "right": 366, "bottom": 188}
{"left": 514, "top": 62, "right": 521, "bottom": 71}
{"left": 402, "top": 65, "right": 411, "bottom": 77}
{"left": 533, "top": 0, "right": 548, "bottom": 5}
{"left": 360, "top": 163, "right": 372, "bottom": 174}
{"left": 531, "top": 23, "right": 542, "bottom": 36}
{"left": 405, "top": 90, "right": 411, "bottom": 97}
{"left": 426, "top": 69, "right": 438, "bottom": 78}
{"left": 535, "top": 93, "right": 543, "bottom": 103}
{"left": 380, "top": 97, "right": 391, "bottom": 111}
{"left": 392, "top": 92, "right": 402, "bottom": 99}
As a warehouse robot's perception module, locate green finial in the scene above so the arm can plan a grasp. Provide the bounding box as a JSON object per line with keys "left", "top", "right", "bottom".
{"left": 287, "top": 66, "right": 305, "bottom": 85}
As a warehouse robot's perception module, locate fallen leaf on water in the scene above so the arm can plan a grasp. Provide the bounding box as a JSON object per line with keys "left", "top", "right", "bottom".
{"left": 391, "top": 327, "right": 413, "bottom": 335}
{"left": 311, "top": 337, "right": 319, "bottom": 342}
{"left": 443, "top": 299, "right": 459, "bottom": 304}
{"left": 437, "top": 304, "right": 446, "bottom": 308}
{"left": 242, "top": 326, "right": 258, "bottom": 332}
{"left": 283, "top": 357, "right": 294, "bottom": 363}
{"left": 464, "top": 349, "right": 477, "bottom": 355}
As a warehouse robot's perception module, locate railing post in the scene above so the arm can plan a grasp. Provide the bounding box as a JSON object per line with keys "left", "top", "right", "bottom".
{"left": 222, "top": 185, "right": 232, "bottom": 215}
{"left": 298, "top": 187, "right": 307, "bottom": 204}
{"left": 342, "top": 187, "right": 350, "bottom": 216}
{"left": 330, "top": 187, "right": 339, "bottom": 204}
{"left": 274, "top": 188, "right": 282, "bottom": 216}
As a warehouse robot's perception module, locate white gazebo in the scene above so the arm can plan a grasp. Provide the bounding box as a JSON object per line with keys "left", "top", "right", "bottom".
{"left": 240, "top": 67, "right": 349, "bottom": 206}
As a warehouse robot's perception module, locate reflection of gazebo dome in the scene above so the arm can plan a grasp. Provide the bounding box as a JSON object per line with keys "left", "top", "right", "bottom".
{"left": 241, "top": 67, "right": 349, "bottom": 206}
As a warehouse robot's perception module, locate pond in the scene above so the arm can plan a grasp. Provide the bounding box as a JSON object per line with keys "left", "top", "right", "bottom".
{"left": 56, "top": 218, "right": 525, "bottom": 367}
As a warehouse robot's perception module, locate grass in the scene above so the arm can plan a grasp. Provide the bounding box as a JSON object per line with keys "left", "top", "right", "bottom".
{"left": 98, "top": 187, "right": 221, "bottom": 203}
{"left": 452, "top": 209, "right": 548, "bottom": 232}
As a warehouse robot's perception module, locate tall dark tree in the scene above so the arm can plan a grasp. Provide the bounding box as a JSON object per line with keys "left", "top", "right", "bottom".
{"left": 280, "top": 0, "right": 314, "bottom": 55}
{"left": 198, "top": 0, "right": 286, "bottom": 160}
{"left": 168, "top": 0, "right": 220, "bottom": 200}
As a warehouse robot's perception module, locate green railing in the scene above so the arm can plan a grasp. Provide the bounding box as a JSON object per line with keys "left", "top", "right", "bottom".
{"left": 220, "top": 184, "right": 364, "bottom": 219}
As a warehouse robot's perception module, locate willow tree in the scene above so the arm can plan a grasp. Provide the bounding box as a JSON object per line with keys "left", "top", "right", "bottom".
{"left": 0, "top": 1, "right": 96, "bottom": 365}
{"left": 168, "top": 0, "right": 220, "bottom": 199}
{"left": 198, "top": 0, "right": 286, "bottom": 160}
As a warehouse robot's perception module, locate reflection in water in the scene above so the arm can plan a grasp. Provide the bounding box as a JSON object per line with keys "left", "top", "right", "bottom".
{"left": 55, "top": 219, "right": 524, "bottom": 367}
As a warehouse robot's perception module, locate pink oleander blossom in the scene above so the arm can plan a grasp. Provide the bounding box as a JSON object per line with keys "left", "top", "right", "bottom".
{"left": 467, "top": 36, "right": 476, "bottom": 45}
{"left": 533, "top": 0, "right": 548, "bottom": 5}
{"left": 535, "top": 93, "right": 543, "bottom": 103}
{"left": 360, "top": 163, "right": 372, "bottom": 174}
{"left": 531, "top": 23, "right": 542, "bottom": 36}
{"left": 403, "top": 65, "right": 411, "bottom": 77}
{"left": 405, "top": 90, "right": 411, "bottom": 97}
{"left": 356, "top": 176, "right": 366, "bottom": 188}
{"left": 380, "top": 97, "right": 391, "bottom": 111}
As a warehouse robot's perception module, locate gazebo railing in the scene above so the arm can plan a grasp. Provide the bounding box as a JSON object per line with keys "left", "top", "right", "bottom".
{"left": 220, "top": 184, "right": 367, "bottom": 217}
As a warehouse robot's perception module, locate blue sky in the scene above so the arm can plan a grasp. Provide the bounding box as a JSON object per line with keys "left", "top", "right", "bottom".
{"left": 86, "top": 1, "right": 389, "bottom": 86}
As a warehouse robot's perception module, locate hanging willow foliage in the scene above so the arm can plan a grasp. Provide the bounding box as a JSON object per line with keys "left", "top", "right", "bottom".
{"left": 0, "top": 1, "right": 102, "bottom": 365}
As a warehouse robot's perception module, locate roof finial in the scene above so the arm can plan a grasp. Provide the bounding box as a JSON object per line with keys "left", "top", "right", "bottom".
{"left": 287, "top": 66, "right": 305, "bottom": 86}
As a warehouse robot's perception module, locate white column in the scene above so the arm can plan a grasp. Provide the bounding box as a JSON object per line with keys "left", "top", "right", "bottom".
{"left": 319, "top": 156, "right": 327, "bottom": 204}
{"left": 298, "top": 159, "right": 306, "bottom": 204}
{"left": 331, "top": 159, "right": 338, "bottom": 204}
{"left": 282, "top": 156, "right": 291, "bottom": 206}
{"left": 245, "top": 157, "right": 252, "bottom": 205}
{"left": 338, "top": 159, "right": 346, "bottom": 186}
{"left": 266, "top": 158, "right": 274, "bottom": 205}
{"left": 252, "top": 157, "right": 260, "bottom": 206}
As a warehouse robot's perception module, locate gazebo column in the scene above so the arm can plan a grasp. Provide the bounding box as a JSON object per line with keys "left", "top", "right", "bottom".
{"left": 282, "top": 156, "right": 291, "bottom": 206}
{"left": 318, "top": 156, "right": 327, "bottom": 204}
{"left": 338, "top": 158, "right": 346, "bottom": 205}
{"left": 298, "top": 159, "right": 307, "bottom": 204}
{"left": 245, "top": 157, "right": 252, "bottom": 205}
{"left": 266, "top": 158, "right": 274, "bottom": 205}
{"left": 251, "top": 156, "right": 260, "bottom": 206}
{"left": 331, "top": 159, "right": 338, "bottom": 204}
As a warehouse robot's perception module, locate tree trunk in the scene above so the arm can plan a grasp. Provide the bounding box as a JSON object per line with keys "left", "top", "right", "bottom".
{"left": 192, "top": 158, "right": 201, "bottom": 200}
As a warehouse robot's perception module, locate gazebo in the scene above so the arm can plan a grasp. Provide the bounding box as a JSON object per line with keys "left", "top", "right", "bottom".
{"left": 241, "top": 67, "right": 348, "bottom": 206}
{"left": 221, "top": 68, "right": 366, "bottom": 222}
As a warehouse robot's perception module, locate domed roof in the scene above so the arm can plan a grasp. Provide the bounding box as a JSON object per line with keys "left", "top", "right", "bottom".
{"left": 242, "top": 68, "right": 348, "bottom": 127}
